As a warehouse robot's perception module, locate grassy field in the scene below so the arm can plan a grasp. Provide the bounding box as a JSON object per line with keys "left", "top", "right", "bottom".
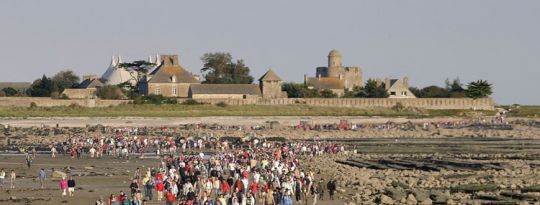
{"left": 504, "top": 105, "right": 540, "bottom": 117}
{"left": 0, "top": 104, "right": 496, "bottom": 118}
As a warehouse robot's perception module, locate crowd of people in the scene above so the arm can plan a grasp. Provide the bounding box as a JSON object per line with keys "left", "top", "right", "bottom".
{"left": 101, "top": 140, "right": 344, "bottom": 205}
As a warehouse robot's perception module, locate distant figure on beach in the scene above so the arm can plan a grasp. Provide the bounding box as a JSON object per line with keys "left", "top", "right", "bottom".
{"left": 51, "top": 145, "right": 57, "bottom": 158}
{"left": 10, "top": 170, "right": 16, "bottom": 189}
{"left": 0, "top": 169, "right": 5, "bottom": 189}
{"left": 25, "top": 152, "right": 32, "bottom": 168}
{"left": 38, "top": 168, "right": 46, "bottom": 189}
{"left": 59, "top": 177, "right": 68, "bottom": 197}
{"left": 67, "top": 176, "right": 76, "bottom": 197}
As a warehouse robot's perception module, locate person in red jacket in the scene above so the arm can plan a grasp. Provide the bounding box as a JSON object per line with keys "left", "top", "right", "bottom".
{"left": 155, "top": 180, "right": 164, "bottom": 201}
{"left": 165, "top": 189, "right": 175, "bottom": 205}
{"left": 220, "top": 179, "right": 230, "bottom": 195}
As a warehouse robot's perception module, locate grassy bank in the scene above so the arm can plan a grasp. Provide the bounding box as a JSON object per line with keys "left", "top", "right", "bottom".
{"left": 0, "top": 104, "right": 495, "bottom": 118}
{"left": 504, "top": 106, "right": 540, "bottom": 117}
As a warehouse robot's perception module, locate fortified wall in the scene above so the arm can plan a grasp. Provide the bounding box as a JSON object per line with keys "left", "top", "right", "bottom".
{"left": 178, "top": 98, "right": 495, "bottom": 110}
{"left": 0, "top": 97, "right": 495, "bottom": 110}
{"left": 0, "top": 97, "right": 128, "bottom": 108}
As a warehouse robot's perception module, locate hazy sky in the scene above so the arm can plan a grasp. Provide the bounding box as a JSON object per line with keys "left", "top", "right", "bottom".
{"left": 1, "top": 1, "right": 539, "bottom": 105}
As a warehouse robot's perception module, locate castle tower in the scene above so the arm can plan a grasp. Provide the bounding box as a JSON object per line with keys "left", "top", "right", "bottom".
{"left": 259, "top": 69, "right": 284, "bottom": 99}
{"left": 327, "top": 49, "right": 342, "bottom": 78}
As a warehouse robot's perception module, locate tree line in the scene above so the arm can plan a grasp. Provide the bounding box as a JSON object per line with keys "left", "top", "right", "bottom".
{"left": 281, "top": 77, "right": 492, "bottom": 99}
{"left": 1, "top": 53, "right": 492, "bottom": 100}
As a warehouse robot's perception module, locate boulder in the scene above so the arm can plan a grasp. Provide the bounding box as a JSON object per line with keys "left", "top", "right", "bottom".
{"left": 379, "top": 194, "right": 395, "bottom": 205}
{"left": 419, "top": 198, "right": 433, "bottom": 205}
{"left": 386, "top": 187, "right": 406, "bottom": 201}
{"left": 52, "top": 171, "right": 67, "bottom": 179}
{"left": 406, "top": 194, "right": 417, "bottom": 205}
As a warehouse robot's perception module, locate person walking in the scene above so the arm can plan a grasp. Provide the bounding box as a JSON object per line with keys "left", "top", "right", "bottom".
{"left": 67, "top": 176, "right": 76, "bottom": 197}
{"left": 0, "top": 169, "right": 5, "bottom": 189}
{"left": 327, "top": 179, "right": 336, "bottom": 200}
{"left": 38, "top": 168, "right": 46, "bottom": 189}
{"left": 51, "top": 146, "right": 57, "bottom": 158}
{"left": 25, "top": 153, "right": 32, "bottom": 168}
{"left": 59, "top": 177, "right": 68, "bottom": 197}
{"left": 165, "top": 189, "right": 176, "bottom": 205}
{"left": 9, "top": 170, "right": 16, "bottom": 189}
{"left": 143, "top": 177, "right": 154, "bottom": 201}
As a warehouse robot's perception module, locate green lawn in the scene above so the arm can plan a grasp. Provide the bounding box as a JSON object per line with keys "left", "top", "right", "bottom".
{"left": 0, "top": 104, "right": 497, "bottom": 118}
{"left": 504, "top": 106, "right": 540, "bottom": 117}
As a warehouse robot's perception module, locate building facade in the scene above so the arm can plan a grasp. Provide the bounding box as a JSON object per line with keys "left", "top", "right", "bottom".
{"left": 140, "top": 55, "right": 200, "bottom": 97}
{"left": 305, "top": 50, "right": 363, "bottom": 96}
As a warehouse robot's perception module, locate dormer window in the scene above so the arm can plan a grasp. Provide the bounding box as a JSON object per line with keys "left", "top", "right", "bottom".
{"left": 171, "top": 75, "right": 177, "bottom": 83}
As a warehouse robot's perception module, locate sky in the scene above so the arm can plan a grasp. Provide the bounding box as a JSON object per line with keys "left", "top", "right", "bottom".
{"left": 0, "top": 1, "right": 539, "bottom": 105}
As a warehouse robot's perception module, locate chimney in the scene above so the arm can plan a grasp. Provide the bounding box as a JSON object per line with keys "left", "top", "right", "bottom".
{"left": 384, "top": 78, "right": 391, "bottom": 90}
{"left": 83, "top": 75, "right": 97, "bottom": 81}
{"left": 160, "top": 55, "right": 179, "bottom": 66}
{"left": 304, "top": 75, "right": 308, "bottom": 84}
{"left": 403, "top": 77, "right": 409, "bottom": 87}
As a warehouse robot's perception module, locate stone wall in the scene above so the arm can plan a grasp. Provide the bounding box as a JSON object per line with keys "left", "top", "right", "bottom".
{"left": 178, "top": 97, "right": 495, "bottom": 110}
{"left": 0, "top": 97, "right": 128, "bottom": 108}
{"left": 0, "top": 97, "right": 495, "bottom": 110}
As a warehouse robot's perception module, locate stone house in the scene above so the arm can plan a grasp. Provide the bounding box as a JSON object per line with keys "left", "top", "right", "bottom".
{"left": 139, "top": 55, "right": 200, "bottom": 97}
{"left": 379, "top": 77, "right": 416, "bottom": 98}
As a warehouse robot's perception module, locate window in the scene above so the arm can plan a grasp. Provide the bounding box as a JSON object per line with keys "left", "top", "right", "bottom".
{"left": 390, "top": 91, "right": 396, "bottom": 96}
{"left": 171, "top": 75, "right": 177, "bottom": 83}
{"left": 401, "top": 91, "right": 407, "bottom": 96}
{"left": 155, "top": 87, "right": 161, "bottom": 95}
{"left": 172, "top": 87, "right": 177, "bottom": 96}
{"left": 243, "top": 95, "right": 247, "bottom": 99}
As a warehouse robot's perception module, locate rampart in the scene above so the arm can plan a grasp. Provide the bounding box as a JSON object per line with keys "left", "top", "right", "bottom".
{"left": 0, "top": 97, "right": 128, "bottom": 108}
{"left": 178, "top": 98, "right": 495, "bottom": 110}
{"left": 0, "top": 97, "right": 495, "bottom": 110}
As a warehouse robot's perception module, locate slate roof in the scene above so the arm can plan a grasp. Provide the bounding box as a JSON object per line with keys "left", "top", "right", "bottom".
{"left": 258, "top": 69, "right": 282, "bottom": 81}
{"left": 306, "top": 77, "right": 344, "bottom": 90}
{"left": 190, "top": 84, "right": 261, "bottom": 95}
{"left": 148, "top": 66, "right": 199, "bottom": 84}
{"left": 78, "top": 78, "right": 104, "bottom": 89}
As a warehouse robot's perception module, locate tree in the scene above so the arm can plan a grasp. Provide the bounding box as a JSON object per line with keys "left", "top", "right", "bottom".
{"left": 27, "top": 75, "right": 56, "bottom": 97}
{"left": 1, "top": 87, "right": 18, "bottom": 96}
{"left": 320, "top": 89, "right": 337, "bottom": 98}
{"left": 118, "top": 60, "right": 156, "bottom": 91}
{"left": 201, "top": 52, "right": 254, "bottom": 84}
{"left": 465, "top": 80, "right": 492, "bottom": 99}
{"left": 409, "top": 87, "right": 423, "bottom": 98}
{"left": 282, "top": 82, "right": 306, "bottom": 98}
{"left": 96, "top": 85, "right": 126, "bottom": 100}
{"left": 420, "top": 86, "right": 448, "bottom": 98}
{"left": 52, "top": 70, "right": 80, "bottom": 93}
{"left": 364, "top": 79, "right": 388, "bottom": 98}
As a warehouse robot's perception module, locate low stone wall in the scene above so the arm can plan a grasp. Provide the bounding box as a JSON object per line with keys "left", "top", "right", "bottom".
{"left": 0, "top": 97, "right": 495, "bottom": 110}
{"left": 178, "top": 97, "right": 495, "bottom": 110}
{"left": 0, "top": 97, "right": 129, "bottom": 108}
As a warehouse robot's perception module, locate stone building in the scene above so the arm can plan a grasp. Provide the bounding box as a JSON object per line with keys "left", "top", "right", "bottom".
{"left": 139, "top": 55, "right": 200, "bottom": 97}
{"left": 189, "top": 84, "right": 262, "bottom": 99}
{"left": 188, "top": 69, "right": 286, "bottom": 99}
{"left": 378, "top": 77, "right": 416, "bottom": 98}
{"left": 259, "top": 69, "right": 287, "bottom": 98}
{"left": 305, "top": 49, "right": 362, "bottom": 96}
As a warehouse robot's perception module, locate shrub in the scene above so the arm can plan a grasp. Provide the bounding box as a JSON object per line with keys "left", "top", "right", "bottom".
{"left": 132, "top": 95, "right": 177, "bottom": 105}
{"left": 216, "top": 102, "right": 228, "bottom": 107}
{"left": 97, "top": 85, "right": 126, "bottom": 100}
{"left": 392, "top": 102, "right": 406, "bottom": 112}
{"left": 29, "top": 102, "right": 38, "bottom": 109}
{"left": 181, "top": 99, "right": 203, "bottom": 105}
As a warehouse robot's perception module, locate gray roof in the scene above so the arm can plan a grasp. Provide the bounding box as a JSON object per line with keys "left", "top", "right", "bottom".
{"left": 148, "top": 65, "right": 199, "bottom": 84}
{"left": 78, "top": 78, "right": 104, "bottom": 89}
{"left": 306, "top": 77, "right": 344, "bottom": 90}
{"left": 258, "top": 69, "right": 282, "bottom": 81}
{"left": 190, "top": 84, "right": 261, "bottom": 95}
